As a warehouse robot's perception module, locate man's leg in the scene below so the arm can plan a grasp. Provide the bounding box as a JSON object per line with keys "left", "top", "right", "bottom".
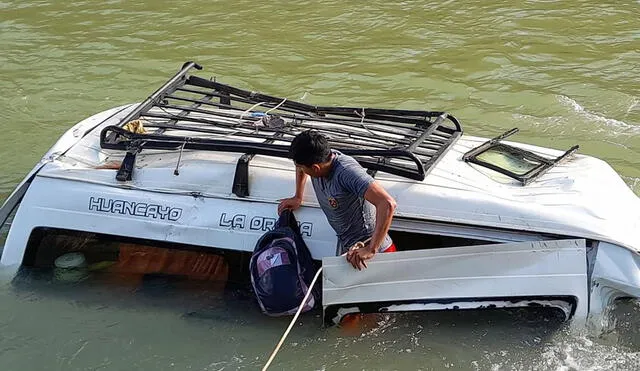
{"left": 340, "top": 242, "right": 396, "bottom": 334}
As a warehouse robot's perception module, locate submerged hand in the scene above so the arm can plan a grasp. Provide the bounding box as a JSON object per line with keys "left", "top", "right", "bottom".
{"left": 278, "top": 196, "right": 302, "bottom": 214}
{"left": 346, "top": 244, "right": 375, "bottom": 271}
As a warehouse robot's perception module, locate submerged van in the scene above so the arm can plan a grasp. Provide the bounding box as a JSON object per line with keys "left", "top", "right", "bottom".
{"left": 1, "top": 62, "right": 639, "bottom": 326}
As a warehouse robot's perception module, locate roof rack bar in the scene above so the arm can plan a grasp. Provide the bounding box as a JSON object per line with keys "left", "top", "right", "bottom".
{"left": 185, "top": 77, "right": 461, "bottom": 129}
{"left": 141, "top": 109, "right": 421, "bottom": 148}
{"left": 407, "top": 113, "right": 447, "bottom": 151}
{"left": 139, "top": 116, "right": 400, "bottom": 146}
{"left": 315, "top": 106, "right": 445, "bottom": 119}
{"left": 169, "top": 90, "right": 317, "bottom": 119}
{"left": 420, "top": 130, "right": 463, "bottom": 177}
{"left": 101, "top": 126, "right": 426, "bottom": 179}
{"left": 116, "top": 62, "right": 202, "bottom": 129}
{"left": 153, "top": 102, "right": 424, "bottom": 140}
{"left": 162, "top": 90, "right": 215, "bottom": 127}
{"left": 188, "top": 77, "right": 452, "bottom": 119}
{"left": 188, "top": 76, "right": 317, "bottom": 113}
{"left": 103, "top": 123, "right": 399, "bottom": 152}
{"left": 165, "top": 93, "right": 437, "bottom": 131}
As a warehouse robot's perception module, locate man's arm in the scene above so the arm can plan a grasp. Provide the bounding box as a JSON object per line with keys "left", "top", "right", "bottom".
{"left": 347, "top": 181, "right": 396, "bottom": 269}
{"left": 278, "top": 167, "right": 308, "bottom": 214}
{"left": 364, "top": 181, "right": 396, "bottom": 253}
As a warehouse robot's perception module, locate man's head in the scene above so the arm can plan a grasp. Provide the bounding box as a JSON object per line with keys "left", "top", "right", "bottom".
{"left": 289, "top": 130, "right": 333, "bottom": 177}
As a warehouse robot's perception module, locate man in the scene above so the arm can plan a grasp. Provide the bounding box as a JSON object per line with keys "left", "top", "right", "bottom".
{"left": 278, "top": 130, "right": 397, "bottom": 270}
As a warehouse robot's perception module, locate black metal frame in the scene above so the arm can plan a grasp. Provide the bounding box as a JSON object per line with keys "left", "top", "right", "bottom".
{"left": 323, "top": 295, "right": 577, "bottom": 326}
{"left": 100, "top": 62, "right": 463, "bottom": 194}
{"left": 462, "top": 128, "right": 579, "bottom": 186}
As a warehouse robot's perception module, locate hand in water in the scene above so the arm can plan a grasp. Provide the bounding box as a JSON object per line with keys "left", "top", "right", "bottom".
{"left": 277, "top": 196, "right": 302, "bottom": 214}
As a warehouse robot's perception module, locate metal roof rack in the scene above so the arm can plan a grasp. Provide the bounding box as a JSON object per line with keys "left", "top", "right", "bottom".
{"left": 100, "top": 62, "right": 463, "bottom": 196}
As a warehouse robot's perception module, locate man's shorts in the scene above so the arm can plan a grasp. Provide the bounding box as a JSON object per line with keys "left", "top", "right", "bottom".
{"left": 381, "top": 242, "right": 396, "bottom": 253}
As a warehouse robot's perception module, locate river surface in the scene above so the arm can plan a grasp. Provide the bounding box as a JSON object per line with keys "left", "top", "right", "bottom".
{"left": 1, "top": 1, "right": 639, "bottom": 370}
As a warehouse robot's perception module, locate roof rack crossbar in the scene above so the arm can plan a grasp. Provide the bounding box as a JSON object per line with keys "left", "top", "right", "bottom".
{"left": 186, "top": 76, "right": 462, "bottom": 129}
{"left": 189, "top": 75, "right": 457, "bottom": 121}
{"left": 137, "top": 117, "right": 407, "bottom": 150}
{"left": 153, "top": 101, "right": 426, "bottom": 140}
{"left": 188, "top": 76, "right": 317, "bottom": 113}
{"left": 102, "top": 125, "right": 409, "bottom": 153}
{"left": 142, "top": 106, "right": 436, "bottom": 147}
{"left": 406, "top": 113, "right": 447, "bottom": 151}
{"left": 165, "top": 91, "right": 445, "bottom": 131}
{"left": 114, "top": 62, "right": 202, "bottom": 129}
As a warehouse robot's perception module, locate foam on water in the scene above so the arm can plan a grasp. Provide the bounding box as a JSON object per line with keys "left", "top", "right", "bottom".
{"left": 622, "top": 176, "right": 640, "bottom": 195}
{"left": 557, "top": 95, "right": 639, "bottom": 133}
{"left": 626, "top": 97, "right": 639, "bottom": 116}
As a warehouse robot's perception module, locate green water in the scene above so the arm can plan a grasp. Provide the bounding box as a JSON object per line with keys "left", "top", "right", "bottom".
{"left": 1, "top": 1, "right": 639, "bottom": 370}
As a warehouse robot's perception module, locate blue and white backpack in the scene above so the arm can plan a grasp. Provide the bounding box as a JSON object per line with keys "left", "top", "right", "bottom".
{"left": 249, "top": 209, "right": 318, "bottom": 316}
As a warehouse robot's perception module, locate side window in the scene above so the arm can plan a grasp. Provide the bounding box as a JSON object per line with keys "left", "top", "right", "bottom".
{"left": 389, "top": 230, "right": 499, "bottom": 251}
{"left": 23, "top": 228, "right": 230, "bottom": 286}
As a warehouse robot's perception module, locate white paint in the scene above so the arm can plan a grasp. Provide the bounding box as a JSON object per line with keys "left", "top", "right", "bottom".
{"left": 322, "top": 240, "right": 589, "bottom": 320}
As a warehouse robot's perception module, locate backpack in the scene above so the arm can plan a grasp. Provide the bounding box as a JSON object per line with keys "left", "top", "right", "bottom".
{"left": 249, "top": 209, "right": 318, "bottom": 316}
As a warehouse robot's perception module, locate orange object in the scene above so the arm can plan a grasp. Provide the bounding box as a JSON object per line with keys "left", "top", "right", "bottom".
{"left": 339, "top": 244, "right": 396, "bottom": 334}
{"left": 104, "top": 244, "right": 229, "bottom": 288}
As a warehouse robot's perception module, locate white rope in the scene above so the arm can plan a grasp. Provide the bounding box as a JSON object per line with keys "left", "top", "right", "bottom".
{"left": 261, "top": 267, "right": 323, "bottom": 371}
{"left": 239, "top": 102, "right": 267, "bottom": 119}
{"left": 354, "top": 108, "right": 377, "bottom": 136}
{"left": 261, "top": 237, "right": 372, "bottom": 370}
{"left": 240, "top": 97, "right": 287, "bottom": 120}
{"left": 264, "top": 98, "right": 287, "bottom": 115}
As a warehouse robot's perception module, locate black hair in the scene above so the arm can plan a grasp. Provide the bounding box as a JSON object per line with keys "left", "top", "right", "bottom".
{"left": 289, "top": 130, "right": 332, "bottom": 166}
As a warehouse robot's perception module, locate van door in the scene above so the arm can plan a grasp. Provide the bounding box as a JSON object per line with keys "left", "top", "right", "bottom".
{"left": 322, "top": 239, "right": 588, "bottom": 324}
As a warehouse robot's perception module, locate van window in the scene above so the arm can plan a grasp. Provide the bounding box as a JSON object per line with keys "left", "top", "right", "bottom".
{"left": 22, "top": 227, "right": 244, "bottom": 287}
{"left": 389, "top": 230, "right": 498, "bottom": 251}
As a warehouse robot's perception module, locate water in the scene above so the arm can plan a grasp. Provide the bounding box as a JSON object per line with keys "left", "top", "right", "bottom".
{"left": 1, "top": 1, "right": 639, "bottom": 369}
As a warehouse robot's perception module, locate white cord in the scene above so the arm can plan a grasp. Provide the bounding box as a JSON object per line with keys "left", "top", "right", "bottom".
{"left": 261, "top": 267, "right": 322, "bottom": 371}
{"left": 240, "top": 97, "right": 287, "bottom": 120}
{"left": 239, "top": 102, "right": 267, "bottom": 119}
{"left": 265, "top": 98, "right": 287, "bottom": 114}
{"left": 354, "top": 108, "right": 377, "bottom": 136}
{"left": 261, "top": 238, "right": 372, "bottom": 370}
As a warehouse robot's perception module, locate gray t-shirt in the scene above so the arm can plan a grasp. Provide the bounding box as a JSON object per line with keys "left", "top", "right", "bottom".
{"left": 311, "top": 151, "right": 393, "bottom": 255}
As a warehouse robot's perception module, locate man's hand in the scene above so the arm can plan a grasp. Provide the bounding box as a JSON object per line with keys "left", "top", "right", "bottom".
{"left": 346, "top": 243, "right": 375, "bottom": 270}
{"left": 278, "top": 196, "right": 302, "bottom": 214}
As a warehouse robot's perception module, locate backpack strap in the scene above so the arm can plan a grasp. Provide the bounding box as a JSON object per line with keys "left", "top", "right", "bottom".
{"left": 277, "top": 209, "right": 301, "bottom": 234}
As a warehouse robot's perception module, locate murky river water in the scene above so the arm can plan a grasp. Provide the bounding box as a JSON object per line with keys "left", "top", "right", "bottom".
{"left": 1, "top": 1, "right": 639, "bottom": 369}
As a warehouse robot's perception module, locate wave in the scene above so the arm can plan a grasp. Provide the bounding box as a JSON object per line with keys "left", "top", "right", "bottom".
{"left": 557, "top": 95, "right": 638, "bottom": 132}
{"left": 626, "top": 97, "right": 639, "bottom": 116}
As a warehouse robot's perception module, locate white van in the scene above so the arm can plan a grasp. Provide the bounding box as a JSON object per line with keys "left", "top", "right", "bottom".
{"left": 1, "top": 62, "right": 639, "bottom": 326}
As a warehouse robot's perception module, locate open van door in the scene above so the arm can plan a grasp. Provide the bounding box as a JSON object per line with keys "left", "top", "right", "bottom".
{"left": 322, "top": 239, "right": 588, "bottom": 325}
